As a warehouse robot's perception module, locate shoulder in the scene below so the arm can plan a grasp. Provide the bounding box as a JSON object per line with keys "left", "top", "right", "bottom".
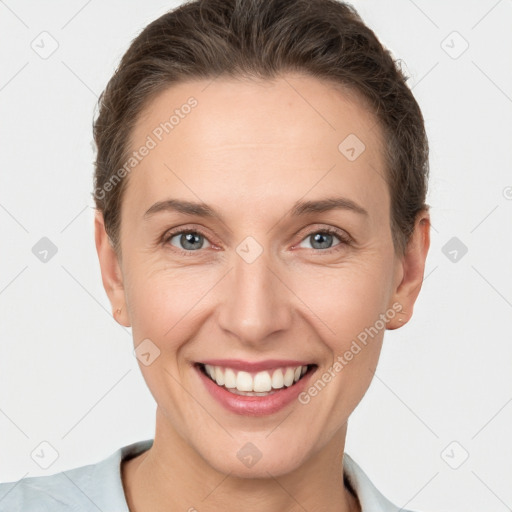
{"left": 343, "top": 452, "right": 423, "bottom": 512}
{"left": 0, "top": 439, "right": 153, "bottom": 512}
{"left": 0, "top": 462, "right": 98, "bottom": 512}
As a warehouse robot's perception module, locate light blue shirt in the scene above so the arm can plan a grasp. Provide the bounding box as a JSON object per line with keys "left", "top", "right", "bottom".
{"left": 0, "top": 439, "right": 417, "bottom": 511}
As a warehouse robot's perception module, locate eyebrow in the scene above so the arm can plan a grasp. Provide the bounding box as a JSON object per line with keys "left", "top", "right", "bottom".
{"left": 143, "top": 196, "right": 368, "bottom": 220}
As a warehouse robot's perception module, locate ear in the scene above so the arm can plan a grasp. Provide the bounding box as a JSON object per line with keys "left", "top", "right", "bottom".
{"left": 94, "top": 210, "right": 131, "bottom": 327}
{"left": 386, "top": 209, "right": 430, "bottom": 330}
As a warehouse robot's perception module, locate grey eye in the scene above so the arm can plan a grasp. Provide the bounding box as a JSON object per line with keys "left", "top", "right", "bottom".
{"left": 299, "top": 232, "right": 342, "bottom": 250}
{"left": 169, "top": 231, "right": 211, "bottom": 251}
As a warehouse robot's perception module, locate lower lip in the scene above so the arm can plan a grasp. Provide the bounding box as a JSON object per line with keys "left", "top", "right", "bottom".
{"left": 194, "top": 364, "right": 316, "bottom": 416}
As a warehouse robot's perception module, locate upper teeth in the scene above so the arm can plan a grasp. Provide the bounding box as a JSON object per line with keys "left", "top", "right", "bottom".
{"left": 203, "top": 364, "right": 308, "bottom": 392}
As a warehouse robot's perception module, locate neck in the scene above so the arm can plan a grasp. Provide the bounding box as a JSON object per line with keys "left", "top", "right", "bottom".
{"left": 122, "top": 409, "right": 360, "bottom": 512}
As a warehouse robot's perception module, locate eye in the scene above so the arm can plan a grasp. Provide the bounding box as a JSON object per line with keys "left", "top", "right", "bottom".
{"left": 165, "top": 229, "right": 212, "bottom": 253}
{"left": 297, "top": 227, "right": 350, "bottom": 252}
{"left": 162, "top": 226, "right": 351, "bottom": 255}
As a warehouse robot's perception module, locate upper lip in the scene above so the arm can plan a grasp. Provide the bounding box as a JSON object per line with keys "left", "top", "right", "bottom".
{"left": 197, "top": 359, "right": 315, "bottom": 372}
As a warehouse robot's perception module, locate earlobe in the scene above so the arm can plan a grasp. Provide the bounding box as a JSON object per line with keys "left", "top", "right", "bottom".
{"left": 94, "top": 211, "right": 131, "bottom": 327}
{"left": 386, "top": 210, "right": 431, "bottom": 330}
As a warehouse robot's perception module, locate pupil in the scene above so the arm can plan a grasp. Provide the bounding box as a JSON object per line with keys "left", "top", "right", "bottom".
{"left": 182, "top": 232, "right": 202, "bottom": 250}
{"left": 312, "top": 232, "right": 332, "bottom": 249}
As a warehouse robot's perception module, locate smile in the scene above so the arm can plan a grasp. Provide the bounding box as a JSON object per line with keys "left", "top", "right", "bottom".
{"left": 197, "top": 363, "right": 315, "bottom": 396}
{"left": 193, "top": 358, "right": 318, "bottom": 415}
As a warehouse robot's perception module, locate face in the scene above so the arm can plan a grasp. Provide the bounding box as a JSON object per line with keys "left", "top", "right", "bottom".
{"left": 96, "top": 74, "right": 429, "bottom": 478}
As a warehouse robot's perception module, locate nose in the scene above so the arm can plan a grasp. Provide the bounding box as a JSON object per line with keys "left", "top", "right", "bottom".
{"left": 216, "top": 247, "right": 293, "bottom": 347}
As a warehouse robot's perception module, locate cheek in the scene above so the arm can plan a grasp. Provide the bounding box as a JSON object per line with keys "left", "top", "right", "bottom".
{"left": 123, "top": 265, "right": 210, "bottom": 408}
{"left": 290, "top": 258, "right": 393, "bottom": 344}
{"left": 124, "top": 260, "right": 221, "bottom": 346}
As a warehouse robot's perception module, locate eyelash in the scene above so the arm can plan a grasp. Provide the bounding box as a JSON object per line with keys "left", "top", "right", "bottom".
{"left": 162, "top": 225, "right": 352, "bottom": 257}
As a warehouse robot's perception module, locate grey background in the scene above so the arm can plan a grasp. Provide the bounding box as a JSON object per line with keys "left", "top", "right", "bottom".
{"left": 1, "top": 1, "right": 511, "bottom": 510}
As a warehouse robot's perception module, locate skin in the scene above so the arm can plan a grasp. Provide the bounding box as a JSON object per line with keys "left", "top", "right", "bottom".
{"left": 95, "top": 73, "right": 430, "bottom": 512}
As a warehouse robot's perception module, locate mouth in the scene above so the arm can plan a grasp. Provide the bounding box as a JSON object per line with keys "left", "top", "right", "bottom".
{"left": 194, "top": 362, "right": 318, "bottom": 396}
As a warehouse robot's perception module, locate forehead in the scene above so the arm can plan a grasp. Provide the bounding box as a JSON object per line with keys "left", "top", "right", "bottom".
{"left": 124, "top": 74, "right": 389, "bottom": 221}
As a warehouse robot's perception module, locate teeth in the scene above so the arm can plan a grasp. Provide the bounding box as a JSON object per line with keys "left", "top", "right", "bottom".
{"left": 224, "top": 368, "right": 237, "bottom": 388}
{"left": 254, "top": 371, "right": 272, "bottom": 392}
{"left": 201, "top": 364, "right": 309, "bottom": 393}
{"left": 271, "top": 369, "right": 284, "bottom": 389}
{"left": 214, "top": 366, "right": 225, "bottom": 386}
{"left": 283, "top": 367, "right": 295, "bottom": 387}
{"left": 236, "top": 371, "right": 253, "bottom": 392}
{"left": 205, "top": 364, "right": 215, "bottom": 379}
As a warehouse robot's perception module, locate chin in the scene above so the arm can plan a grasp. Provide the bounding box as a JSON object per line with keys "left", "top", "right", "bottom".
{"left": 197, "top": 435, "right": 310, "bottom": 479}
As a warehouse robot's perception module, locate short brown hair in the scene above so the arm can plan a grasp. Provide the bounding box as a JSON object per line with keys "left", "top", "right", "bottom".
{"left": 92, "top": 0, "right": 429, "bottom": 256}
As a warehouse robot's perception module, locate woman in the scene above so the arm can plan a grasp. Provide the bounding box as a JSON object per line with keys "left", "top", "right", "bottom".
{"left": 0, "top": 0, "right": 431, "bottom": 510}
